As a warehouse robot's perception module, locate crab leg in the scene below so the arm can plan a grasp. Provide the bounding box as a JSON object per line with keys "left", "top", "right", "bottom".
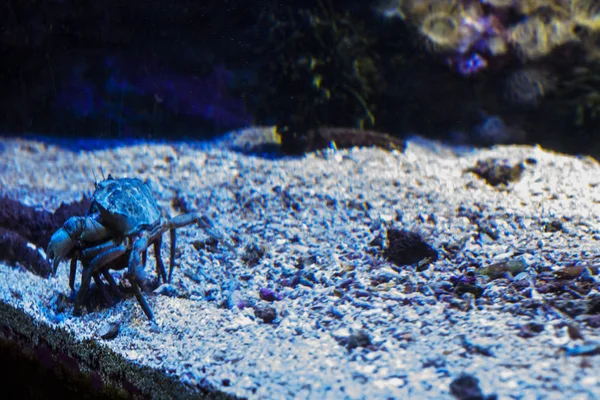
{"left": 153, "top": 236, "right": 168, "bottom": 283}
{"left": 69, "top": 258, "right": 78, "bottom": 290}
{"left": 81, "top": 239, "right": 126, "bottom": 261}
{"left": 128, "top": 233, "right": 158, "bottom": 320}
{"left": 92, "top": 274, "right": 114, "bottom": 306}
{"left": 168, "top": 213, "right": 226, "bottom": 240}
{"left": 67, "top": 239, "right": 127, "bottom": 309}
{"left": 74, "top": 244, "right": 128, "bottom": 316}
{"left": 164, "top": 212, "right": 233, "bottom": 282}
{"left": 169, "top": 228, "right": 176, "bottom": 283}
{"left": 101, "top": 270, "right": 123, "bottom": 299}
{"left": 130, "top": 279, "right": 154, "bottom": 320}
{"left": 70, "top": 252, "right": 114, "bottom": 304}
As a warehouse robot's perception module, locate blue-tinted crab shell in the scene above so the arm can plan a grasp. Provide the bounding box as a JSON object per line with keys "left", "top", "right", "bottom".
{"left": 90, "top": 177, "right": 162, "bottom": 235}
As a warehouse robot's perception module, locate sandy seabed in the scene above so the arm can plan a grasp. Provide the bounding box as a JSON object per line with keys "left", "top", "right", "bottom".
{"left": 1, "top": 128, "right": 600, "bottom": 399}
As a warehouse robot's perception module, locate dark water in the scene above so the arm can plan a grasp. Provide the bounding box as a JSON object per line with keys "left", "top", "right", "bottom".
{"left": 1, "top": 1, "right": 598, "bottom": 156}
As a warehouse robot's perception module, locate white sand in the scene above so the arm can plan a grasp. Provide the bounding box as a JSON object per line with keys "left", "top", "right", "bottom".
{"left": 1, "top": 129, "right": 600, "bottom": 399}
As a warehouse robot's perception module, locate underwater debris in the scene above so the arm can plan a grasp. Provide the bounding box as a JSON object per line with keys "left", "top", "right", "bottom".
{"left": 568, "top": 323, "right": 586, "bottom": 341}
{"left": 466, "top": 158, "right": 525, "bottom": 186}
{"left": 477, "top": 258, "right": 527, "bottom": 280}
{"left": 383, "top": 228, "right": 438, "bottom": 267}
{"left": 279, "top": 127, "right": 406, "bottom": 155}
{"left": 272, "top": 185, "right": 302, "bottom": 211}
{"left": 458, "top": 334, "right": 495, "bottom": 357}
{"left": 547, "top": 291, "right": 600, "bottom": 323}
{"left": 279, "top": 269, "right": 303, "bottom": 288}
{"left": 192, "top": 237, "right": 220, "bottom": 253}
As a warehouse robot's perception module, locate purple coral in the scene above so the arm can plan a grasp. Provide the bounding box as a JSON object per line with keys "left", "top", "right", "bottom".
{"left": 389, "top": 0, "right": 582, "bottom": 76}
{"left": 450, "top": 53, "right": 488, "bottom": 76}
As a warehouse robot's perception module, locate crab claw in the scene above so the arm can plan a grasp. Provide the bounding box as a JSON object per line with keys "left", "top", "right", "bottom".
{"left": 46, "top": 227, "right": 77, "bottom": 275}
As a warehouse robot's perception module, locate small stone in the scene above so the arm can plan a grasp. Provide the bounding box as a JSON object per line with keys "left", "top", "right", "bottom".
{"left": 259, "top": 288, "right": 281, "bottom": 302}
{"left": 241, "top": 243, "right": 266, "bottom": 267}
{"left": 466, "top": 158, "right": 524, "bottom": 187}
{"left": 154, "top": 284, "right": 179, "bottom": 297}
{"left": 254, "top": 306, "right": 277, "bottom": 324}
{"left": 542, "top": 219, "right": 564, "bottom": 233}
{"left": 333, "top": 329, "right": 372, "bottom": 351}
{"left": 51, "top": 292, "right": 70, "bottom": 314}
{"left": 450, "top": 373, "right": 496, "bottom": 400}
{"left": 96, "top": 322, "right": 120, "bottom": 340}
{"left": 517, "top": 322, "right": 545, "bottom": 338}
{"left": 383, "top": 228, "right": 438, "bottom": 267}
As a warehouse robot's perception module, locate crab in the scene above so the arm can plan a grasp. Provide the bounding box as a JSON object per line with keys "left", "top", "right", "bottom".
{"left": 46, "top": 175, "right": 227, "bottom": 320}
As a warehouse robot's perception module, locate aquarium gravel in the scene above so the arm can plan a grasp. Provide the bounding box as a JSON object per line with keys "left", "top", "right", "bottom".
{"left": 1, "top": 129, "right": 600, "bottom": 399}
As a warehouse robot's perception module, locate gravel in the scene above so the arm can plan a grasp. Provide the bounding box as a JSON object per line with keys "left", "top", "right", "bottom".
{"left": 1, "top": 128, "right": 600, "bottom": 399}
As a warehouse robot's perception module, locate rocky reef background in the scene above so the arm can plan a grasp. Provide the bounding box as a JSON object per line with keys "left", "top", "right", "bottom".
{"left": 3, "top": 0, "right": 600, "bottom": 156}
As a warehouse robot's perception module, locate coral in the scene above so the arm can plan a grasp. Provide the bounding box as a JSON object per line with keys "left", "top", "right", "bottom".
{"left": 508, "top": 17, "right": 578, "bottom": 61}
{"left": 377, "top": 0, "right": 600, "bottom": 155}
{"left": 420, "top": 8, "right": 464, "bottom": 52}
{"left": 572, "top": 0, "right": 600, "bottom": 30}
{"left": 393, "top": 0, "right": 504, "bottom": 75}
{"left": 484, "top": 0, "right": 514, "bottom": 8}
{"left": 388, "top": 0, "right": 600, "bottom": 75}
